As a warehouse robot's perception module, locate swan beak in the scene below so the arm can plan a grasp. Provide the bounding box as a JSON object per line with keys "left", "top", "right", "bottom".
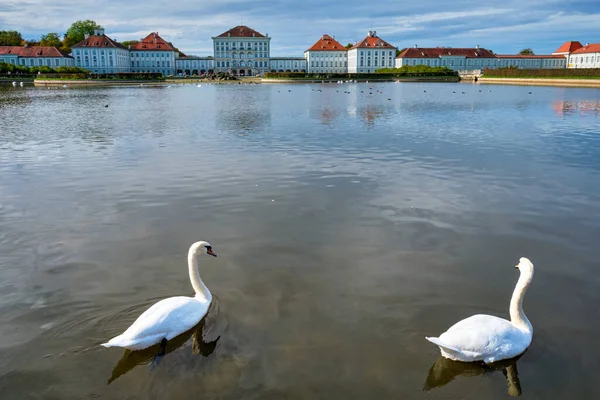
{"left": 207, "top": 248, "right": 217, "bottom": 257}
{"left": 514, "top": 264, "right": 519, "bottom": 269}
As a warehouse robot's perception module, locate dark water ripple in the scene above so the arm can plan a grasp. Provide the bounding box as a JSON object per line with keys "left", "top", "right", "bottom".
{"left": 0, "top": 82, "right": 599, "bottom": 399}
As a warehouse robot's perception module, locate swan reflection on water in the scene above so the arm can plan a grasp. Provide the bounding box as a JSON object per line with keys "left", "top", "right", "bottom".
{"left": 424, "top": 354, "right": 523, "bottom": 397}
{"left": 107, "top": 301, "right": 221, "bottom": 385}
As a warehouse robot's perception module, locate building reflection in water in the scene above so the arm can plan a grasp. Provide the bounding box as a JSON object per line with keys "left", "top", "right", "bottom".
{"left": 553, "top": 100, "right": 600, "bottom": 117}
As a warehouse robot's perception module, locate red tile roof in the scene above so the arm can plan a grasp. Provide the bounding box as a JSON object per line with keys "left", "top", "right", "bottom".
{"left": 306, "top": 34, "right": 347, "bottom": 51}
{"left": 72, "top": 35, "right": 127, "bottom": 49}
{"left": 553, "top": 41, "right": 583, "bottom": 54}
{"left": 496, "top": 54, "right": 565, "bottom": 59}
{"left": 130, "top": 32, "right": 175, "bottom": 51}
{"left": 351, "top": 35, "right": 396, "bottom": 50}
{"left": 397, "top": 47, "right": 495, "bottom": 58}
{"left": 217, "top": 26, "right": 265, "bottom": 38}
{"left": 570, "top": 43, "right": 600, "bottom": 54}
{"left": 0, "top": 46, "right": 71, "bottom": 57}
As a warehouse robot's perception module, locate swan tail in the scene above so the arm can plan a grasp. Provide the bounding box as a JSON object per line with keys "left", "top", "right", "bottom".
{"left": 426, "top": 336, "right": 465, "bottom": 356}
{"left": 101, "top": 334, "right": 129, "bottom": 348}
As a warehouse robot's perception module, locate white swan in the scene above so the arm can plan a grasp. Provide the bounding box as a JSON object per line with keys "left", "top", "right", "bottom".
{"left": 426, "top": 257, "right": 534, "bottom": 363}
{"left": 102, "top": 241, "right": 217, "bottom": 350}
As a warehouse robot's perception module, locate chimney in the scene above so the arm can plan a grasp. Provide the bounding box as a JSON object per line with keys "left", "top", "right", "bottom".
{"left": 84, "top": 33, "right": 90, "bottom": 40}
{"left": 586, "top": 43, "right": 590, "bottom": 46}
{"left": 414, "top": 44, "right": 417, "bottom": 48}
{"left": 476, "top": 44, "right": 479, "bottom": 49}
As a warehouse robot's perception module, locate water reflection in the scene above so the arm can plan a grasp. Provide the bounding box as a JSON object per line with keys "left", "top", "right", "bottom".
{"left": 107, "top": 301, "right": 221, "bottom": 385}
{"left": 424, "top": 355, "right": 523, "bottom": 397}
{"left": 553, "top": 100, "right": 600, "bottom": 117}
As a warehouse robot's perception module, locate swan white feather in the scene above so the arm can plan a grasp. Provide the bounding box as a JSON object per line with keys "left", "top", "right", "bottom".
{"left": 427, "top": 257, "right": 534, "bottom": 364}
{"left": 102, "top": 241, "right": 217, "bottom": 351}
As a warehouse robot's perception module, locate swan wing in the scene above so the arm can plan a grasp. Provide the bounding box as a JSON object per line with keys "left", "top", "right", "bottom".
{"left": 103, "top": 296, "right": 209, "bottom": 349}
{"left": 433, "top": 314, "right": 530, "bottom": 362}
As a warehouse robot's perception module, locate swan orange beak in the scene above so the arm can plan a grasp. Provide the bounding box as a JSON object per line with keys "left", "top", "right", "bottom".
{"left": 514, "top": 263, "right": 519, "bottom": 269}
{"left": 207, "top": 248, "right": 217, "bottom": 257}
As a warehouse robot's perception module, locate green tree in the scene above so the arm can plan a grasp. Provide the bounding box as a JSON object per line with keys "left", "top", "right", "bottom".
{"left": 0, "top": 30, "right": 24, "bottom": 46}
{"left": 345, "top": 43, "right": 353, "bottom": 49}
{"left": 64, "top": 20, "right": 102, "bottom": 49}
{"left": 519, "top": 48, "right": 534, "bottom": 55}
{"left": 24, "top": 38, "right": 40, "bottom": 46}
{"left": 40, "top": 32, "right": 63, "bottom": 47}
{"left": 121, "top": 40, "right": 139, "bottom": 48}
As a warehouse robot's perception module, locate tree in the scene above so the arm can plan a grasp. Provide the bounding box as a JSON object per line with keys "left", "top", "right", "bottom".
{"left": 519, "top": 48, "right": 534, "bottom": 55}
{"left": 167, "top": 41, "right": 182, "bottom": 53}
{"left": 0, "top": 30, "right": 24, "bottom": 46}
{"left": 24, "top": 38, "right": 40, "bottom": 46}
{"left": 345, "top": 43, "right": 353, "bottom": 49}
{"left": 64, "top": 20, "right": 102, "bottom": 48}
{"left": 40, "top": 32, "right": 63, "bottom": 47}
{"left": 121, "top": 40, "right": 139, "bottom": 48}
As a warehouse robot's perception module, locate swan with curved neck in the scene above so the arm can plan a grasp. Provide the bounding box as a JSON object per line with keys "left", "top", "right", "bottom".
{"left": 426, "top": 257, "right": 534, "bottom": 364}
{"left": 102, "top": 241, "right": 217, "bottom": 351}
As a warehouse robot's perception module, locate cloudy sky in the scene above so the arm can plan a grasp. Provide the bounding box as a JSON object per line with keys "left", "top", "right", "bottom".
{"left": 1, "top": 0, "right": 599, "bottom": 56}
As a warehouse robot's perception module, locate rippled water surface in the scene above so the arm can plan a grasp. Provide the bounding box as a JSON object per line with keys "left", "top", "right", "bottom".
{"left": 1, "top": 82, "right": 600, "bottom": 399}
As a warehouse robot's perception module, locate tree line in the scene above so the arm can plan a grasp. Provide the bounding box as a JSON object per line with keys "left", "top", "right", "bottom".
{"left": 0, "top": 20, "right": 103, "bottom": 53}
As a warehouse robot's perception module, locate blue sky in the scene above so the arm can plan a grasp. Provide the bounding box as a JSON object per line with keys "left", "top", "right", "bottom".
{"left": 1, "top": 1, "right": 599, "bottom": 56}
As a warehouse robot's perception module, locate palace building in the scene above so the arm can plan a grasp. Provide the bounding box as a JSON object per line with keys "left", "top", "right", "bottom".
{"left": 304, "top": 34, "right": 348, "bottom": 73}
{"left": 211, "top": 26, "right": 271, "bottom": 76}
{"left": 348, "top": 31, "right": 397, "bottom": 73}
{"left": 71, "top": 29, "right": 130, "bottom": 74}
{"left": 0, "top": 45, "right": 74, "bottom": 68}
{"left": 129, "top": 32, "right": 177, "bottom": 76}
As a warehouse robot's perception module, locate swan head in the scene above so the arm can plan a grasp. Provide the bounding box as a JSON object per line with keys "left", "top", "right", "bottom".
{"left": 515, "top": 257, "right": 533, "bottom": 274}
{"left": 189, "top": 241, "right": 217, "bottom": 258}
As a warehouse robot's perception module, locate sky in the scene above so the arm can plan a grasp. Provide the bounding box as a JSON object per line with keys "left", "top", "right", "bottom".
{"left": 1, "top": 0, "right": 599, "bottom": 56}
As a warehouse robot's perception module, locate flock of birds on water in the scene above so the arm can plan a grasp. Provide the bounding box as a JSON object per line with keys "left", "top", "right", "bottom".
{"left": 102, "top": 240, "right": 536, "bottom": 386}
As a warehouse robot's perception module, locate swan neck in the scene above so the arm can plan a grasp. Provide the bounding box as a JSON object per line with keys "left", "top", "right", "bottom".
{"left": 188, "top": 248, "right": 211, "bottom": 303}
{"left": 509, "top": 269, "right": 532, "bottom": 332}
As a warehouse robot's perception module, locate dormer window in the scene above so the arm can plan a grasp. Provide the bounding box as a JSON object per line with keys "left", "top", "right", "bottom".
{"left": 94, "top": 41, "right": 98, "bottom": 45}
{"left": 104, "top": 41, "right": 108, "bottom": 45}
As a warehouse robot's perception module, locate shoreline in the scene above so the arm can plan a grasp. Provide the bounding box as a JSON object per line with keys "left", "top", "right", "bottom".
{"left": 478, "top": 77, "right": 600, "bottom": 88}
{"left": 33, "top": 79, "right": 167, "bottom": 87}
{"left": 261, "top": 76, "right": 459, "bottom": 84}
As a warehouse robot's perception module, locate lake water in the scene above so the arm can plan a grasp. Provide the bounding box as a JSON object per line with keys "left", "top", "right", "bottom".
{"left": 0, "top": 81, "right": 599, "bottom": 399}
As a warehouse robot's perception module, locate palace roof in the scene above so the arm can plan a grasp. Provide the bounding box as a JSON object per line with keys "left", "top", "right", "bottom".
{"left": 129, "top": 32, "right": 175, "bottom": 51}
{"left": 0, "top": 46, "right": 71, "bottom": 57}
{"left": 306, "top": 34, "right": 347, "bottom": 51}
{"left": 217, "top": 26, "right": 266, "bottom": 38}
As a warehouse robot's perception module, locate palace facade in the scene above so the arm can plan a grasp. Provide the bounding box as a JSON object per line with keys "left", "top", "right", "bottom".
{"left": 4, "top": 24, "right": 598, "bottom": 76}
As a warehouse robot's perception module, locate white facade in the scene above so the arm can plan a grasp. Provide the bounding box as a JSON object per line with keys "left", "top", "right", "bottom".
{"left": 305, "top": 51, "right": 347, "bottom": 73}
{"left": 72, "top": 29, "right": 129, "bottom": 74}
{"left": 212, "top": 26, "right": 271, "bottom": 76}
{"left": 348, "top": 31, "right": 396, "bottom": 73}
{"left": 269, "top": 57, "right": 307, "bottom": 72}
{"left": 176, "top": 57, "right": 214, "bottom": 74}
{"left": 349, "top": 47, "right": 395, "bottom": 73}
{"left": 496, "top": 56, "right": 566, "bottom": 69}
{"left": 567, "top": 47, "right": 600, "bottom": 68}
{"left": 130, "top": 50, "right": 176, "bottom": 75}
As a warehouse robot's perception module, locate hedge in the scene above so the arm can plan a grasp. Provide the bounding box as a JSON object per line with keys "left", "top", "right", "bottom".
{"left": 0, "top": 62, "right": 88, "bottom": 74}
{"left": 483, "top": 68, "right": 600, "bottom": 78}
{"left": 264, "top": 69, "right": 457, "bottom": 80}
